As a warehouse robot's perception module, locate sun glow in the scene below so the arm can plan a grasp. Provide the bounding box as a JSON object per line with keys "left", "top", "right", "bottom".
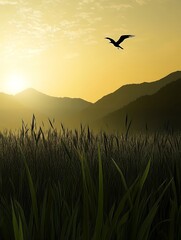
{"left": 4, "top": 73, "right": 29, "bottom": 95}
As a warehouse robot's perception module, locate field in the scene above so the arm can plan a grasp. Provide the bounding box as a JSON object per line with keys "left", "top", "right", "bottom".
{"left": 0, "top": 118, "right": 181, "bottom": 240}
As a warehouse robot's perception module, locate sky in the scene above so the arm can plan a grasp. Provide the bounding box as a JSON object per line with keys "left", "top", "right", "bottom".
{"left": 0, "top": 0, "right": 180, "bottom": 102}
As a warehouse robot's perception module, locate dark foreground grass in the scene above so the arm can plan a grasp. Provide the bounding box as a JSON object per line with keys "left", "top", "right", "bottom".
{"left": 0, "top": 119, "right": 181, "bottom": 239}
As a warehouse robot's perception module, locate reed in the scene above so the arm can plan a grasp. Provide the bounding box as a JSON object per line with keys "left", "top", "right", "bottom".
{"left": 0, "top": 117, "right": 180, "bottom": 239}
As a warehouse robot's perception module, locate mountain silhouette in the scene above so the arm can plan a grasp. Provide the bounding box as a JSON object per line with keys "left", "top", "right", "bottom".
{"left": 15, "top": 88, "right": 92, "bottom": 119}
{"left": 100, "top": 78, "right": 181, "bottom": 132}
{"left": 0, "top": 71, "right": 181, "bottom": 131}
{"left": 0, "top": 88, "right": 91, "bottom": 130}
{"left": 78, "top": 71, "right": 181, "bottom": 123}
{"left": 0, "top": 93, "right": 46, "bottom": 129}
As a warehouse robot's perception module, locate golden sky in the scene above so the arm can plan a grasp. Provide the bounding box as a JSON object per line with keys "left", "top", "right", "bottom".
{"left": 0, "top": 0, "right": 180, "bottom": 102}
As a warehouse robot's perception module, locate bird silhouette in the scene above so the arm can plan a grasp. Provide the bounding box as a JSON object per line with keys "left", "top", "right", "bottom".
{"left": 105, "top": 35, "right": 135, "bottom": 49}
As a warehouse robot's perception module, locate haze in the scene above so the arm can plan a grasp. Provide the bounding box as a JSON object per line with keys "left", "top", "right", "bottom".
{"left": 0, "top": 0, "right": 180, "bottom": 102}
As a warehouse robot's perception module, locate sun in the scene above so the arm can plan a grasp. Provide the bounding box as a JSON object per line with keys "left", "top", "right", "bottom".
{"left": 4, "top": 73, "right": 29, "bottom": 95}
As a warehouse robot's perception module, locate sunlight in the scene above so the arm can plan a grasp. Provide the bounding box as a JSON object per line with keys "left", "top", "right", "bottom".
{"left": 4, "top": 73, "right": 29, "bottom": 95}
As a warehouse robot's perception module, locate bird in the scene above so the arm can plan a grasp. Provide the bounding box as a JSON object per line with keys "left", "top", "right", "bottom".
{"left": 105, "top": 34, "right": 135, "bottom": 49}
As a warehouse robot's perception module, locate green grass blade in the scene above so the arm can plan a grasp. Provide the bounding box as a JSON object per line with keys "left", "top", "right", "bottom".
{"left": 40, "top": 188, "right": 48, "bottom": 239}
{"left": 138, "top": 179, "right": 172, "bottom": 240}
{"left": 93, "top": 145, "right": 104, "bottom": 240}
{"left": 14, "top": 200, "right": 29, "bottom": 239}
{"left": 18, "top": 215, "right": 24, "bottom": 240}
{"left": 139, "top": 159, "right": 151, "bottom": 191}
{"left": 24, "top": 160, "right": 39, "bottom": 230}
{"left": 80, "top": 153, "right": 90, "bottom": 240}
{"left": 11, "top": 202, "right": 24, "bottom": 240}
{"left": 137, "top": 204, "right": 158, "bottom": 240}
{"left": 112, "top": 158, "right": 133, "bottom": 208}
{"left": 12, "top": 202, "right": 19, "bottom": 240}
{"left": 18, "top": 145, "right": 39, "bottom": 231}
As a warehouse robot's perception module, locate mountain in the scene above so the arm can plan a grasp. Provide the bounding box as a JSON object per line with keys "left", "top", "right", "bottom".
{"left": 100, "top": 78, "right": 181, "bottom": 132}
{"left": 0, "top": 93, "right": 46, "bottom": 129}
{"left": 79, "top": 71, "right": 181, "bottom": 122}
{"left": 0, "top": 89, "right": 92, "bottom": 130}
{"left": 1, "top": 71, "right": 181, "bottom": 131}
{"left": 15, "top": 88, "right": 92, "bottom": 119}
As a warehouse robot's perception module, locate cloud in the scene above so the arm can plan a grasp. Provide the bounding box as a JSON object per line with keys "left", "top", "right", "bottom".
{"left": 0, "top": 0, "right": 17, "bottom": 5}
{"left": 77, "top": 0, "right": 100, "bottom": 9}
{"left": 5, "top": 1, "right": 90, "bottom": 52}
{"left": 106, "top": 3, "right": 132, "bottom": 10}
{"left": 1, "top": 0, "right": 133, "bottom": 60}
{"left": 3, "top": 2, "right": 63, "bottom": 58}
{"left": 134, "top": 0, "right": 149, "bottom": 5}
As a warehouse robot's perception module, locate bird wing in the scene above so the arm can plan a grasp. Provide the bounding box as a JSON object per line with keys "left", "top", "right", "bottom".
{"left": 105, "top": 37, "right": 115, "bottom": 44}
{"left": 117, "top": 35, "right": 135, "bottom": 44}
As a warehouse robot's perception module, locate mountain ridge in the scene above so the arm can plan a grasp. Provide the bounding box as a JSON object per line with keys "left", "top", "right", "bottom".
{"left": 100, "top": 78, "right": 181, "bottom": 132}
{"left": 16, "top": 88, "right": 92, "bottom": 103}
{"left": 78, "top": 71, "right": 181, "bottom": 122}
{"left": 15, "top": 88, "right": 92, "bottom": 119}
{"left": 0, "top": 70, "right": 181, "bottom": 131}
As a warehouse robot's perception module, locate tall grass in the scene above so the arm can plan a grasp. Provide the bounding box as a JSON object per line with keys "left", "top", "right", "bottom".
{"left": 0, "top": 117, "right": 181, "bottom": 239}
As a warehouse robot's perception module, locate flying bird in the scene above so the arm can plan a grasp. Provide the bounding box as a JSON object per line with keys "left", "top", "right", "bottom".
{"left": 105, "top": 35, "right": 135, "bottom": 49}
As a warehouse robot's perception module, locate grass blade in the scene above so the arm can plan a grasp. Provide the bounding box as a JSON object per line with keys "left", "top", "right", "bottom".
{"left": 93, "top": 145, "right": 104, "bottom": 240}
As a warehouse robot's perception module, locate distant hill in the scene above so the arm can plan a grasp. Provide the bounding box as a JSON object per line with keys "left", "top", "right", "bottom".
{"left": 0, "top": 89, "right": 92, "bottom": 130}
{"left": 15, "top": 88, "right": 92, "bottom": 119}
{"left": 100, "top": 78, "right": 181, "bottom": 132}
{"left": 0, "top": 93, "right": 46, "bottom": 130}
{"left": 79, "top": 71, "right": 181, "bottom": 122}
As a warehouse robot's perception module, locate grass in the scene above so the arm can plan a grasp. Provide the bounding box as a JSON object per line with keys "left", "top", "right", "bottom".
{"left": 0, "top": 117, "right": 181, "bottom": 239}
